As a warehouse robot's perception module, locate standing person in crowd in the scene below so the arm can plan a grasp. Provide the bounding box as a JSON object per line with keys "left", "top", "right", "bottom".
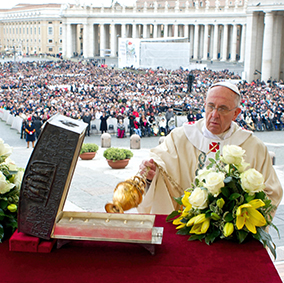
{"left": 100, "top": 112, "right": 109, "bottom": 134}
{"left": 25, "top": 116, "right": 36, "bottom": 148}
{"left": 138, "top": 82, "right": 283, "bottom": 214}
{"left": 133, "top": 118, "right": 142, "bottom": 137}
{"left": 140, "top": 115, "right": 151, "bottom": 137}
{"left": 20, "top": 118, "right": 27, "bottom": 140}
{"left": 33, "top": 115, "right": 43, "bottom": 140}
{"left": 128, "top": 110, "right": 136, "bottom": 136}
{"left": 165, "top": 107, "right": 175, "bottom": 135}
{"left": 82, "top": 111, "right": 92, "bottom": 136}
{"left": 187, "top": 109, "right": 195, "bottom": 123}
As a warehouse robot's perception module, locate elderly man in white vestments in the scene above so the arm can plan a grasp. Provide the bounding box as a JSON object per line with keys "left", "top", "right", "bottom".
{"left": 138, "top": 82, "right": 283, "bottom": 214}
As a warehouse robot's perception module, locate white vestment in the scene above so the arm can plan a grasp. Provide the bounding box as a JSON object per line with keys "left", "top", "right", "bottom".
{"left": 137, "top": 119, "right": 283, "bottom": 214}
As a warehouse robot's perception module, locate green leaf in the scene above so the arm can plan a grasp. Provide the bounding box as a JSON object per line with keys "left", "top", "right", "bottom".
{"left": 173, "top": 196, "right": 183, "bottom": 206}
{"left": 221, "top": 187, "right": 230, "bottom": 198}
{"left": 0, "top": 224, "right": 4, "bottom": 243}
{"left": 255, "top": 227, "right": 277, "bottom": 259}
{"left": 166, "top": 211, "right": 180, "bottom": 222}
{"left": 229, "top": 193, "right": 241, "bottom": 201}
{"left": 176, "top": 226, "right": 191, "bottom": 235}
{"left": 208, "top": 158, "right": 216, "bottom": 164}
{"left": 0, "top": 200, "right": 8, "bottom": 210}
{"left": 224, "top": 212, "right": 234, "bottom": 222}
{"left": 0, "top": 208, "right": 4, "bottom": 217}
{"left": 236, "top": 230, "right": 249, "bottom": 243}
{"left": 188, "top": 234, "right": 205, "bottom": 242}
{"left": 205, "top": 229, "right": 221, "bottom": 245}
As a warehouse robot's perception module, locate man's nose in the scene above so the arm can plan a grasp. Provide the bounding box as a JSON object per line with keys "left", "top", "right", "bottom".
{"left": 211, "top": 108, "right": 220, "bottom": 117}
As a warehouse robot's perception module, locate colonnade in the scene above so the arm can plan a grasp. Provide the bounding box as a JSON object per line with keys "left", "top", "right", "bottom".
{"left": 62, "top": 21, "right": 245, "bottom": 63}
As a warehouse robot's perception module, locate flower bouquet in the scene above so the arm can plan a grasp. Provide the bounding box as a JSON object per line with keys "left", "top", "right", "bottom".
{"left": 0, "top": 139, "right": 24, "bottom": 242}
{"left": 166, "top": 145, "right": 279, "bottom": 258}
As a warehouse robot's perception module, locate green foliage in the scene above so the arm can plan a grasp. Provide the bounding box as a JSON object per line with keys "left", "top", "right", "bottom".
{"left": 80, "top": 143, "right": 99, "bottom": 154}
{"left": 103, "top": 147, "right": 133, "bottom": 161}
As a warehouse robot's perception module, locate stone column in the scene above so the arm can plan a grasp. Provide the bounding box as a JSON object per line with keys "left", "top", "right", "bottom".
{"left": 221, "top": 24, "right": 228, "bottom": 61}
{"left": 239, "top": 24, "right": 246, "bottom": 63}
{"left": 62, "top": 23, "right": 67, "bottom": 58}
{"left": 153, "top": 23, "right": 158, "bottom": 38}
{"left": 271, "top": 13, "right": 283, "bottom": 80}
{"left": 143, "top": 24, "right": 147, "bottom": 38}
{"left": 193, "top": 24, "right": 199, "bottom": 59}
{"left": 121, "top": 24, "right": 126, "bottom": 38}
{"left": 110, "top": 23, "right": 116, "bottom": 57}
{"left": 100, "top": 23, "right": 105, "bottom": 57}
{"left": 202, "top": 24, "right": 209, "bottom": 60}
{"left": 184, "top": 24, "right": 189, "bottom": 39}
{"left": 261, "top": 12, "right": 274, "bottom": 82}
{"left": 83, "top": 23, "right": 89, "bottom": 58}
{"left": 230, "top": 23, "right": 237, "bottom": 62}
{"left": 212, "top": 24, "right": 218, "bottom": 60}
{"left": 66, "top": 23, "right": 73, "bottom": 58}
{"left": 174, "top": 24, "right": 178, "bottom": 37}
{"left": 164, "top": 24, "right": 168, "bottom": 38}
{"left": 132, "top": 23, "right": 137, "bottom": 38}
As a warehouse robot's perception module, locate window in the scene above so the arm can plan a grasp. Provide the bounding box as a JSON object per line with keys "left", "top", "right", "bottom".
{"left": 48, "top": 39, "right": 53, "bottom": 43}
{"left": 48, "top": 47, "right": 53, "bottom": 52}
{"left": 48, "top": 27, "right": 53, "bottom": 35}
{"left": 48, "top": 21, "right": 52, "bottom": 24}
{"left": 59, "top": 39, "right": 62, "bottom": 43}
{"left": 59, "top": 27, "right": 62, "bottom": 35}
{"left": 39, "top": 27, "right": 40, "bottom": 35}
{"left": 34, "top": 27, "right": 36, "bottom": 35}
{"left": 27, "top": 27, "right": 28, "bottom": 34}
{"left": 19, "top": 28, "right": 21, "bottom": 34}
{"left": 30, "top": 27, "right": 32, "bottom": 34}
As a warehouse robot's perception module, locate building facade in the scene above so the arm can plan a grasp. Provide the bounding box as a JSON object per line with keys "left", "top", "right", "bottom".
{"left": 0, "top": 1, "right": 283, "bottom": 82}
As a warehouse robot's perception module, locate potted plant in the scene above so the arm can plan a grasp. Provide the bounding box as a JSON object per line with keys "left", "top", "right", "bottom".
{"left": 103, "top": 147, "right": 133, "bottom": 169}
{"left": 79, "top": 143, "right": 99, "bottom": 160}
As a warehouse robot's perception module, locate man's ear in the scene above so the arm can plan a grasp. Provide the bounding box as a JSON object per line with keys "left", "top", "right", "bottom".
{"left": 233, "top": 108, "right": 242, "bottom": 121}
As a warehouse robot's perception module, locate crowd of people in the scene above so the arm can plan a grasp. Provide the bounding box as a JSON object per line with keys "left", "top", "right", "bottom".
{"left": 0, "top": 59, "right": 284, "bottom": 138}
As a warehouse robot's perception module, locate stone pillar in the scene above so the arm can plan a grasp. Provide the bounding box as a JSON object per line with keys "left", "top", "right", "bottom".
{"left": 132, "top": 23, "right": 137, "bottom": 38}
{"left": 174, "top": 24, "right": 178, "bottom": 37}
{"left": 62, "top": 23, "right": 67, "bottom": 58}
{"left": 239, "top": 24, "right": 246, "bottom": 63}
{"left": 261, "top": 12, "right": 274, "bottom": 82}
{"left": 143, "top": 24, "right": 147, "bottom": 38}
{"left": 212, "top": 24, "right": 218, "bottom": 60}
{"left": 271, "top": 13, "right": 283, "bottom": 80}
{"left": 100, "top": 23, "right": 105, "bottom": 57}
{"left": 153, "top": 23, "right": 158, "bottom": 38}
{"left": 230, "top": 23, "right": 237, "bottom": 62}
{"left": 193, "top": 24, "right": 199, "bottom": 59}
{"left": 221, "top": 24, "right": 228, "bottom": 61}
{"left": 184, "top": 24, "right": 189, "bottom": 39}
{"left": 66, "top": 23, "right": 73, "bottom": 58}
{"left": 164, "top": 24, "right": 168, "bottom": 38}
{"left": 202, "top": 24, "right": 209, "bottom": 60}
{"left": 83, "top": 23, "right": 89, "bottom": 58}
{"left": 121, "top": 23, "right": 126, "bottom": 38}
{"left": 110, "top": 23, "right": 116, "bottom": 57}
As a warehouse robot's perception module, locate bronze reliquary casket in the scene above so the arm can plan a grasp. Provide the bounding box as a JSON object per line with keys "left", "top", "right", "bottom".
{"left": 17, "top": 114, "right": 163, "bottom": 247}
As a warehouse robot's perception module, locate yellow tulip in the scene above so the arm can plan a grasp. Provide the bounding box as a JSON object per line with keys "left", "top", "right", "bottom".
{"left": 223, "top": 222, "right": 234, "bottom": 237}
{"left": 236, "top": 199, "right": 266, "bottom": 234}
{"left": 186, "top": 214, "right": 210, "bottom": 235}
{"left": 182, "top": 191, "right": 192, "bottom": 209}
{"left": 7, "top": 204, "right": 17, "bottom": 213}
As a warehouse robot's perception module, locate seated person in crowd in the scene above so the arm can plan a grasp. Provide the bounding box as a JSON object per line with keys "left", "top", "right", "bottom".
{"left": 138, "top": 82, "right": 283, "bottom": 214}
{"left": 117, "top": 119, "right": 125, "bottom": 138}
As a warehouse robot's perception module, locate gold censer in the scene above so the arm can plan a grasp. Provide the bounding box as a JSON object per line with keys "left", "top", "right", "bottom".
{"left": 105, "top": 175, "right": 146, "bottom": 213}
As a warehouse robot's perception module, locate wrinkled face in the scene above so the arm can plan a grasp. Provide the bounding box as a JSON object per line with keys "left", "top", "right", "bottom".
{"left": 205, "top": 86, "right": 241, "bottom": 135}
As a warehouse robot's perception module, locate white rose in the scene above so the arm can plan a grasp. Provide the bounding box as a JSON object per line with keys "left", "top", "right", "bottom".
{"left": 204, "top": 172, "right": 225, "bottom": 197}
{"left": 188, "top": 187, "right": 208, "bottom": 209}
{"left": 0, "top": 139, "right": 13, "bottom": 158}
{"left": 196, "top": 168, "right": 213, "bottom": 183}
{"left": 221, "top": 145, "right": 245, "bottom": 165}
{"left": 240, "top": 168, "right": 266, "bottom": 194}
{"left": 0, "top": 171, "right": 15, "bottom": 194}
{"left": 236, "top": 160, "right": 250, "bottom": 173}
{"left": 3, "top": 157, "right": 17, "bottom": 172}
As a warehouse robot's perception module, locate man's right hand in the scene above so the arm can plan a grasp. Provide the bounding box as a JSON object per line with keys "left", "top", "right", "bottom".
{"left": 139, "top": 159, "right": 156, "bottom": 181}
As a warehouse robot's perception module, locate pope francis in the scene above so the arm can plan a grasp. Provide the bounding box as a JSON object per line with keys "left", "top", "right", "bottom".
{"left": 138, "top": 82, "right": 283, "bottom": 214}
